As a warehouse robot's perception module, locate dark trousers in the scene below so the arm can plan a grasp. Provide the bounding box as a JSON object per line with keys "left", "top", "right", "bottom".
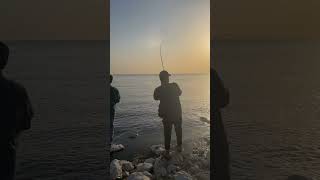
{"left": 162, "top": 117, "right": 182, "bottom": 151}
{"left": 213, "top": 111, "right": 230, "bottom": 180}
{"left": 0, "top": 141, "right": 16, "bottom": 180}
{"left": 110, "top": 108, "right": 115, "bottom": 143}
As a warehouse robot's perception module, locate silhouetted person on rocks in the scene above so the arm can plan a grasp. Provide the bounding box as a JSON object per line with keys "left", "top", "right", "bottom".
{"left": 0, "top": 41, "right": 33, "bottom": 180}
{"left": 110, "top": 75, "right": 120, "bottom": 144}
{"left": 154, "top": 70, "right": 182, "bottom": 158}
{"left": 212, "top": 68, "right": 230, "bottom": 180}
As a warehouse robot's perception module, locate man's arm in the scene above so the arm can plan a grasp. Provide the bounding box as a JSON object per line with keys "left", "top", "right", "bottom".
{"left": 116, "top": 88, "right": 120, "bottom": 103}
{"left": 153, "top": 87, "right": 160, "bottom": 100}
{"left": 173, "top": 83, "right": 182, "bottom": 96}
{"left": 16, "top": 86, "right": 33, "bottom": 134}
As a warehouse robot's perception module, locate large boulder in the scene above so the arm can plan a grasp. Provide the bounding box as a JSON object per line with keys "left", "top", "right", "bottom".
{"left": 150, "top": 145, "right": 166, "bottom": 156}
{"left": 120, "top": 160, "right": 134, "bottom": 172}
{"left": 110, "top": 159, "right": 122, "bottom": 179}
{"left": 128, "top": 172, "right": 150, "bottom": 180}
{"left": 136, "top": 162, "right": 153, "bottom": 172}
{"left": 174, "top": 171, "right": 193, "bottom": 180}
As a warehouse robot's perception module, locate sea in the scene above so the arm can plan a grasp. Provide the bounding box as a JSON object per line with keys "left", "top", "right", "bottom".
{"left": 4, "top": 41, "right": 108, "bottom": 180}
{"left": 3, "top": 40, "right": 210, "bottom": 179}
{"left": 6, "top": 40, "right": 317, "bottom": 180}
{"left": 111, "top": 74, "right": 210, "bottom": 160}
{"left": 214, "top": 40, "right": 320, "bottom": 180}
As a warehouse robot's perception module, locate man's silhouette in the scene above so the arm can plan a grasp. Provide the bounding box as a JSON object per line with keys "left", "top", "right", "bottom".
{"left": 110, "top": 75, "right": 120, "bottom": 144}
{"left": 0, "top": 41, "right": 33, "bottom": 179}
{"left": 212, "top": 68, "right": 230, "bottom": 180}
{"left": 154, "top": 70, "right": 182, "bottom": 157}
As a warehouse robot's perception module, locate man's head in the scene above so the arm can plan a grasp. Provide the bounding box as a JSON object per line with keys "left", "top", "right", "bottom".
{"left": 110, "top": 74, "right": 113, "bottom": 84}
{"left": 159, "top": 70, "right": 170, "bottom": 84}
{"left": 0, "top": 41, "right": 9, "bottom": 70}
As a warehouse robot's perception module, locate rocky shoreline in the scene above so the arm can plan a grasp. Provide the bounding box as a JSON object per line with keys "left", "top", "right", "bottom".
{"left": 110, "top": 137, "right": 210, "bottom": 180}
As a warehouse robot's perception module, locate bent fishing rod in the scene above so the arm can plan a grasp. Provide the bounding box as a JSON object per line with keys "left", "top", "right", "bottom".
{"left": 160, "top": 41, "right": 165, "bottom": 71}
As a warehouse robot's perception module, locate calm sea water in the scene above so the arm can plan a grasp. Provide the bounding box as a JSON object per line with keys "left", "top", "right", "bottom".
{"left": 214, "top": 41, "right": 320, "bottom": 180}
{"left": 4, "top": 41, "right": 108, "bottom": 180}
{"left": 111, "top": 74, "right": 210, "bottom": 160}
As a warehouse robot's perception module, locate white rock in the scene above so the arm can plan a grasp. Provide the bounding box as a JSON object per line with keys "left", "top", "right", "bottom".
{"left": 128, "top": 172, "right": 150, "bottom": 180}
{"left": 150, "top": 145, "right": 166, "bottom": 156}
{"left": 144, "top": 158, "right": 155, "bottom": 164}
{"left": 136, "top": 162, "right": 153, "bottom": 172}
{"left": 174, "top": 171, "right": 193, "bottom": 180}
{"left": 123, "top": 171, "right": 130, "bottom": 177}
{"left": 120, "top": 160, "right": 134, "bottom": 172}
{"left": 110, "top": 159, "right": 122, "bottom": 179}
{"left": 143, "top": 171, "right": 153, "bottom": 179}
{"left": 200, "top": 117, "right": 210, "bottom": 124}
{"left": 110, "top": 144, "right": 125, "bottom": 153}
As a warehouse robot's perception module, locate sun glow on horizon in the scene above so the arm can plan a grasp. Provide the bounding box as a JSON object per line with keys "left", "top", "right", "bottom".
{"left": 111, "top": 0, "right": 210, "bottom": 74}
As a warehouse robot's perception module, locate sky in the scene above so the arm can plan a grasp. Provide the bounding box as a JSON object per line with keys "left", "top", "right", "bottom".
{"left": 110, "top": 0, "right": 210, "bottom": 74}
{"left": 0, "top": 0, "right": 108, "bottom": 40}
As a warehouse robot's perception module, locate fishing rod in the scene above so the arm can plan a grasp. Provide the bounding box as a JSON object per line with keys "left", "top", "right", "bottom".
{"left": 160, "top": 41, "right": 165, "bottom": 70}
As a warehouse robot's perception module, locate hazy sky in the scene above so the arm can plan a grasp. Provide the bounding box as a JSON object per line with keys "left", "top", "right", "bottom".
{"left": 0, "top": 0, "right": 108, "bottom": 40}
{"left": 111, "top": 0, "right": 210, "bottom": 74}
{"left": 213, "top": 0, "right": 320, "bottom": 40}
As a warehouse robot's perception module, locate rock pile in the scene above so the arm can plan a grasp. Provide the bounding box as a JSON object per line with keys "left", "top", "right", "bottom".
{"left": 110, "top": 138, "right": 210, "bottom": 180}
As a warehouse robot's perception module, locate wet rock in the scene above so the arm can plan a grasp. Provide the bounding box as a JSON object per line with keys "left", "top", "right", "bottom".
{"left": 111, "top": 144, "right": 125, "bottom": 153}
{"left": 128, "top": 172, "right": 150, "bottom": 180}
{"left": 154, "top": 157, "right": 168, "bottom": 178}
{"left": 136, "top": 162, "right": 153, "bottom": 172}
{"left": 110, "top": 159, "right": 122, "bottom": 179}
{"left": 189, "top": 165, "right": 200, "bottom": 174}
{"left": 167, "top": 164, "right": 177, "bottom": 174}
{"left": 120, "top": 160, "right": 134, "bottom": 172}
{"left": 144, "top": 158, "right": 155, "bottom": 164}
{"left": 169, "top": 152, "right": 184, "bottom": 165}
{"left": 174, "top": 171, "right": 193, "bottom": 180}
{"left": 127, "top": 131, "right": 139, "bottom": 139}
{"left": 150, "top": 145, "right": 166, "bottom": 156}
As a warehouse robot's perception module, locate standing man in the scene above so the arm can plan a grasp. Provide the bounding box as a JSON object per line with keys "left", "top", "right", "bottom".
{"left": 110, "top": 75, "right": 120, "bottom": 145}
{"left": 154, "top": 70, "right": 182, "bottom": 158}
{"left": 0, "top": 41, "right": 33, "bottom": 179}
{"left": 212, "top": 68, "right": 230, "bottom": 180}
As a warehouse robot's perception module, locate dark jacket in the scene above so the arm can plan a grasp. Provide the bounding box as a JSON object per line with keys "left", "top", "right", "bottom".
{"left": 110, "top": 85, "right": 120, "bottom": 109}
{"left": 0, "top": 76, "right": 33, "bottom": 142}
{"left": 211, "top": 68, "right": 230, "bottom": 180}
{"left": 154, "top": 82, "right": 182, "bottom": 119}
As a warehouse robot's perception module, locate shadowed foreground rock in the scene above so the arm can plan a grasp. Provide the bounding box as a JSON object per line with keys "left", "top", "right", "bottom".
{"left": 109, "top": 137, "right": 210, "bottom": 180}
